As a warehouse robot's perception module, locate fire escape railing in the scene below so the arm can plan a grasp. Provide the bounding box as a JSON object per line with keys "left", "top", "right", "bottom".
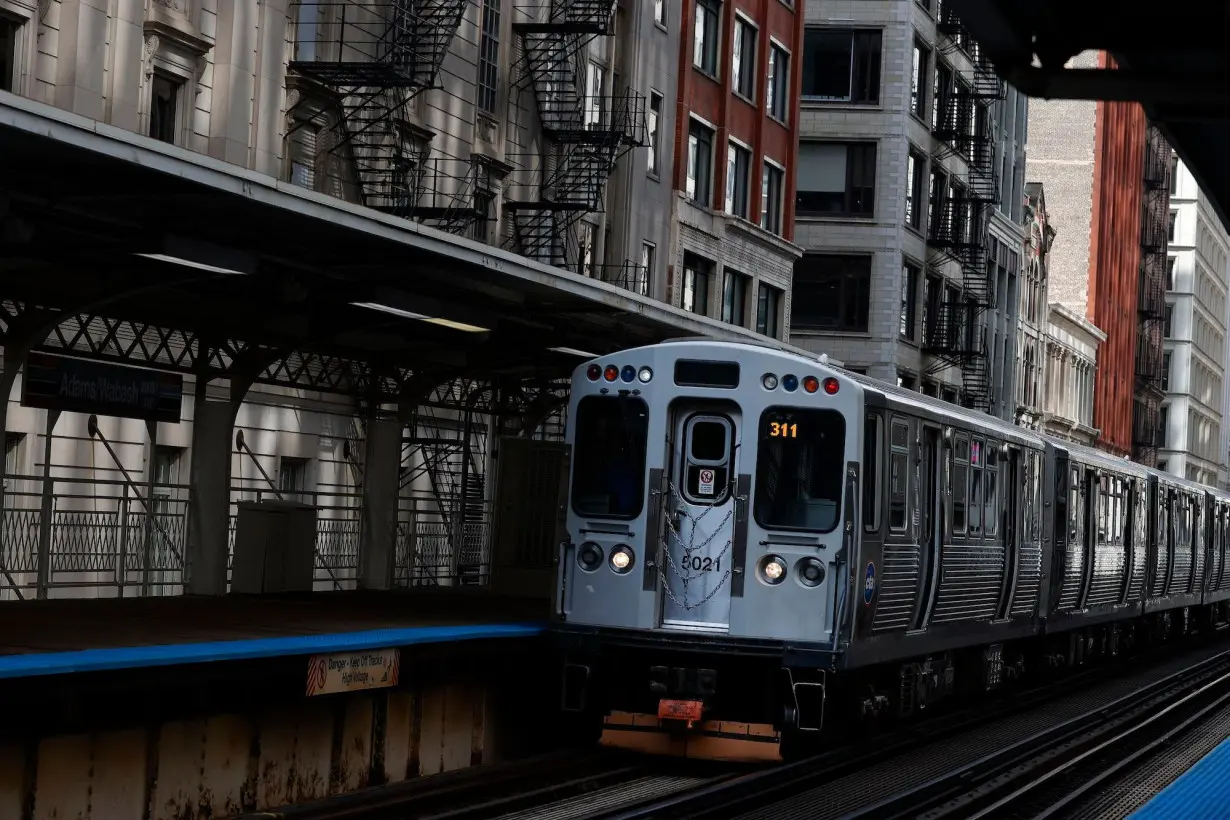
{"left": 1132, "top": 124, "right": 1172, "bottom": 464}
{"left": 925, "top": 21, "right": 1005, "bottom": 414}
{"left": 504, "top": 0, "right": 647, "bottom": 270}
{"left": 286, "top": 0, "right": 490, "bottom": 236}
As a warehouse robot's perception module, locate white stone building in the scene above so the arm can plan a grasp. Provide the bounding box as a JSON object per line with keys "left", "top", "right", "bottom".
{"left": 1160, "top": 153, "right": 1229, "bottom": 484}
{"left": 1042, "top": 303, "right": 1104, "bottom": 445}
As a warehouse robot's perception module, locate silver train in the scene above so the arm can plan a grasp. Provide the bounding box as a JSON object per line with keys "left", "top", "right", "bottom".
{"left": 551, "top": 340, "right": 1230, "bottom": 761}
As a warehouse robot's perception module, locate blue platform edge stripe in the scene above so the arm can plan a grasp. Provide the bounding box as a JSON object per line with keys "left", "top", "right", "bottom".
{"left": 1130, "top": 737, "right": 1230, "bottom": 819}
{"left": 0, "top": 622, "right": 548, "bottom": 679}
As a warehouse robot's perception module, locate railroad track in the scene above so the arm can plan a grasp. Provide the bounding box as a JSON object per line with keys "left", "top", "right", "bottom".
{"left": 552, "top": 637, "right": 1230, "bottom": 820}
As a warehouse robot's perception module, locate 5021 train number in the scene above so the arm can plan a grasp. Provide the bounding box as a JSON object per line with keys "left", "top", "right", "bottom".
{"left": 684, "top": 556, "right": 721, "bottom": 573}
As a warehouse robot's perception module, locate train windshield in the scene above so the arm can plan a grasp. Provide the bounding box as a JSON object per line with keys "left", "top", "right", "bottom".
{"left": 753, "top": 407, "right": 846, "bottom": 533}
{"left": 571, "top": 395, "right": 650, "bottom": 519}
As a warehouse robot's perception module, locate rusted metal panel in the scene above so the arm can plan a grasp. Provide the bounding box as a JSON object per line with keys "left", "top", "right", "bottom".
{"left": 91, "top": 729, "right": 147, "bottom": 819}
{"left": 34, "top": 734, "right": 93, "bottom": 820}
{"left": 382, "top": 691, "right": 414, "bottom": 783}
{"left": 255, "top": 706, "right": 298, "bottom": 809}
{"left": 151, "top": 719, "right": 207, "bottom": 820}
{"left": 291, "top": 700, "right": 333, "bottom": 804}
{"left": 200, "top": 715, "right": 251, "bottom": 817}
{"left": 441, "top": 685, "right": 474, "bottom": 774}
{"left": 0, "top": 744, "right": 24, "bottom": 819}
{"left": 335, "top": 697, "right": 373, "bottom": 793}
{"left": 417, "top": 683, "right": 447, "bottom": 777}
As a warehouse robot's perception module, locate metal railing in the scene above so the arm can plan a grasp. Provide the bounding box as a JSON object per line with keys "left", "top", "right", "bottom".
{"left": 0, "top": 477, "right": 495, "bottom": 601}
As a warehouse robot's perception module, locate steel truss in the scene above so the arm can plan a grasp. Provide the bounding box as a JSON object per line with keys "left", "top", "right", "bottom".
{"left": 923, "top": 13, "right": 1007, "bottom": 414}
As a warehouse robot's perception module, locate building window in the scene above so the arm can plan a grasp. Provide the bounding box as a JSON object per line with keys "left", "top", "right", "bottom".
{"left": 0, "top": 16, "right": 18, "bottom": 93}
{"left": 801, "top": 29, "right": 881, "bottom": 104}
{"left": 932, "top": 62, "right": 952, "bottom": 133}
{"left": 1164, "top": 304, "right": 1174, "bottom": 337}
{"left": 580, "top": 222, "right": 597, "bottom": 277}
{"left": 693, "top": 0, "right": 720, "bottom": 77}
{"left": 279, "top": 457, "right": 310, "bottom": 504}
{"left": 639, "top": 242, "right": 655, "bottom": 296}
{"left": 1166, "top": 256, "right": 1176, "bottom": 290}
{"left": 682, "top": 252, "right": 714, "bottom": 315}
{"left": 922, "top": 273, "right": 941, "bottom": 346}
{"left": 791, "top": 254, "right": 872, "bottom": 333}
{"left": 732, "top": 15, "right": 756, "bottom": 99}
{"left": 1158, "top": 406, "right": 1169, "bottom": 448}
{"left": 686, "top": 118, "right": 715, "bottom": 206}
{"left": 767, "top": 44, "right": 789, "bottom": 121}
{"left": 585, "top": 62, "right": 606, "bottom": 128}
{"left": 477, "top": 0, "right": 501, "bottom": 115}
{"left": 796, "top": 142, "right": 876, "bottom": 218}
{"left": 722, "top": 268, "right": 751, "bottom": 325}
{"left": 1162, "top": 352, "right": 1171, "bottom": 391}
{"left": 726, "top": 141, "right": 752, "bottom": 218}
{"left": 905, "top": 147, "right": 925, "bottom": 229}
{"left": 1170, "top": 153, "right": 1178, "bottom": 196}
{"left": 655, "top": 0, "right": 665, "bottom": 26}
{"left": 928, "top": 167, "right": 948, "bottom": 240}
{"left": 149, "top": 73, "right": 182, "bottom": 144}
{"left": 647, "top": 92, "right": 662, "bottom": 175}
{"left": 288, "top": 123, "right": 319, "bottom": 189}
{"left": 900, "top": 262, "right": 919, "bottom": 341}
{"left": 761, "top": 160, "right": 784, "bottom": 235}
{"left": 1168, "top": 210, "right": 1177, "bottom": 242}
{"left": 757, "top": 283, "right": 782, "bottom": 338}
{"left": 911, "top": 39, "right": 928, "bottom": 119}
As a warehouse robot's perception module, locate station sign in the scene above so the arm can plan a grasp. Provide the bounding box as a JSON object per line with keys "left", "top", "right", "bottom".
{"left": 306, "top": 647, "right": 401, "bottom": 696}
{"left": 20, "top": 352, "right": 184, "bottom": 423}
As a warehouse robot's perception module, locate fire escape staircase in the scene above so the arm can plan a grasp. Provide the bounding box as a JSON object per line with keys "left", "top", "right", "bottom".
{"left": 925, "top": 19, "right": 1006, "bottom": 414}
{"left": 1133, "top": 127, "right": 1172, "bottom": 460}
{"left": 506, "top": 0, "right": 646, "bottom": 269}
{"left": 288, "top": 0, "right": 482, "bottom": 230}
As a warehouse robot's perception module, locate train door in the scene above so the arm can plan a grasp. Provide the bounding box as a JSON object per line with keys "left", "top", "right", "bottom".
{"left": 660, "top": 405, "right": 741, "bottom": 631}
{"left": 996, "top": 447, "right": 1020, "bottom": 620}
{"left": 911, "top": 424, "right": 942, "bottom": 630}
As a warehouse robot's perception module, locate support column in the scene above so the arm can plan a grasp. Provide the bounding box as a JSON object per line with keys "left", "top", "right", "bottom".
{"left": 358, "top": 418, "right": 402, "bottom": 590}
{"left": 185, "top": 396, "right": 242, "bottom": 595}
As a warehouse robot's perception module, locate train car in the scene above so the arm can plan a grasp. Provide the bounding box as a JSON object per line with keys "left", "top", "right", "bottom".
{"left": 553, "top": 340, "right": 1051, "bottom": 760}
{"left": 551, "top": 339, "right": 1230, "bottom": 762}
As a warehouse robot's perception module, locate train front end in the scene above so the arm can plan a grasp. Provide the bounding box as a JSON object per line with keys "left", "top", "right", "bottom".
{"left": 553, "top": 341, "right": 863, "bottom": 761}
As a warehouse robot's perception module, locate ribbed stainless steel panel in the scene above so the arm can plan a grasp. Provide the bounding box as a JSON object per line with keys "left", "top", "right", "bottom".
{"left": 1010, "top": 539, "right": 1043, "bottom": 616}
{"left": 872, "top": 540, "right": 921, "bottom": 632}
{"left": 1057, "top": 542, "right": 1085, "bottom": 611}
{"left": 931, "top": 543, "right": 1005, "bottom": 623}
{"left": 1086, "top": 543, "right": 1126, "bottom": 607}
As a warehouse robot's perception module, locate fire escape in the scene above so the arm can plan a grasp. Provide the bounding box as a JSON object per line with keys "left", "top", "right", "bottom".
{"left": 287, "top": 0, "right": 493, "bottom": 235}
{"left": 923, "top": 11, "right": 1006, "bottom": 414}
{"left": 1133, "top": 125, "right": 1171, "bottom": 466}
{"left": 505, "top": 0, "right": 647, "bottom": 270}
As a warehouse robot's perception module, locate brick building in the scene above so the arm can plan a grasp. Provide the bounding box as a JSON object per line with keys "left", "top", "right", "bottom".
{"left": 666, "top": 0, "right": 805, "bottom": 338}
{"left": 1026, "top": 52, "right": 1171, "bottom": 464}
{"left": 787, "top": 0, "right": 1026, "bottom": 420}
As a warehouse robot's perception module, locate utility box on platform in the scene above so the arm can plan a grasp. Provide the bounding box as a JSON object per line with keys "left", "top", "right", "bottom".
{"left": 231, "top": 500, "right": 318, "bottom": 594}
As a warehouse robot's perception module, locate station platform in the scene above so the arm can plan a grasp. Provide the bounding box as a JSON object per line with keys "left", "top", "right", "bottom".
{"left": 0, "top": 590, "right": 549, "bottom": 679}
{"left": 1130, "top": 736, "right": 1230, "bottom": 818}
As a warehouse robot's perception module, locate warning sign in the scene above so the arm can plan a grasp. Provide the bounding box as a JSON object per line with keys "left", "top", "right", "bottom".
{"left": 306, "top": 648, "right": 400, "bottom": 696}
{"left": 698, "top": 468, "right": 715, "bottom": 496}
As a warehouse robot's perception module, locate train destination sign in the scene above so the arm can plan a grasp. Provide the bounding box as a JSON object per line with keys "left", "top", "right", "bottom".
{"left": 20, "top": 352, "right": 184, "bottom": 423}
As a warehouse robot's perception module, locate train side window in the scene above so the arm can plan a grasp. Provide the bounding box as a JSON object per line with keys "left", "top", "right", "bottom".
{"left": 1097, "top": 475, "right": 1107, "bottom": 543}
{"left": 753, "top": 407, "right": 846, "bottom": 533}
{"left": 1069, "top": 466, "right": 1081, "bottom": 543}
{"left": 953, "top": 433, "right": 969, "bottom": 534}
{"left": 984, "top": 445, "right": 999, "bottom": 536}
{"left": 969, "top": 437, "right": 984, "bottom": 535}
{"left": 888, "top": 419, "right": 909, "bottom": 532}
{"left": 570, "top": 395, "right": 650, "bottom": 519}
{"left": 863, "top": 414, "right": 882, "bottom": 532}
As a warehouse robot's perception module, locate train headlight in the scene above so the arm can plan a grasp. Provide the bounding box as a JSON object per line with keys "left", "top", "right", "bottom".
{"left": 760, "top": 555, "right": 787, "bottom": 585}
{"left": 610, "top": 545, "right": 635, "bottom": 574}
{"left": 578, "top": 542, "right": 604, "bottom": 572}
{"left": 762, "top": 373, "right": 779, "bottom": 390}
{"left": 638, "top": 367, "right": 654, "bottom": 383}
{"left": 797, "top": 557, "right": 826, "bottom": 587}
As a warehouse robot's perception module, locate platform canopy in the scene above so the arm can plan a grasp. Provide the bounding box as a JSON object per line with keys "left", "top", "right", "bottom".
{"left": 946, "top": 0, "right": 1230, "bottom": 234}
{"left": 0, "top": 93, "right": 813, "bottom": 386}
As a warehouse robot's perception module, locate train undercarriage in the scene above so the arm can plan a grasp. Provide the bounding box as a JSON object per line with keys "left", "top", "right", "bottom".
{"left": 557, "top": 603, "right": 1230, "bottom": 762}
